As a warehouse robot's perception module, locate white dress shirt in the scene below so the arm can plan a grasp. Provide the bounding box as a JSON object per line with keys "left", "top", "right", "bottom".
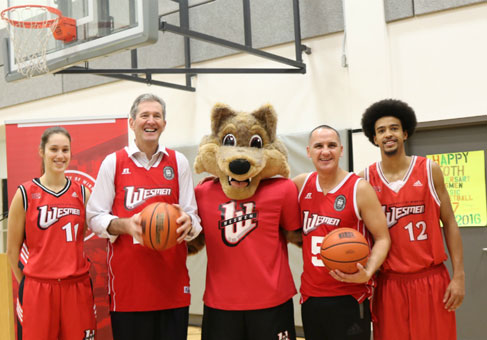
{"left": 86, "top": 144, "right": 202, "bottom": 242}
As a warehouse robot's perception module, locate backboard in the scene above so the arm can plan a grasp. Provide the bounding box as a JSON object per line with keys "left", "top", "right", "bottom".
{"left": 2, "top": 0, "right": 159, "bottom": 81}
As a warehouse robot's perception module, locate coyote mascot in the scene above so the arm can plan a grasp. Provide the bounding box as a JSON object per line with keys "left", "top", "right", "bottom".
{"left": 190, "top": 103, "right": 301, "bottom": 340}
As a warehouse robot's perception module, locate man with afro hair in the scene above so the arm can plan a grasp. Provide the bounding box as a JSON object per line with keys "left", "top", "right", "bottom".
{"left": 355, "top": 99, "right": 465, "bottom": 340}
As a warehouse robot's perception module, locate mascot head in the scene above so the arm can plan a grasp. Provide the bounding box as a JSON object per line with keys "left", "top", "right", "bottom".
{"left": 195, "top": 103, "right": 290, "bottom": 200}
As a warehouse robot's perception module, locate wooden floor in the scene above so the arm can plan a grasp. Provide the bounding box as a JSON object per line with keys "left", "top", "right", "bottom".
{"left": 187, "top": 326, "right": 305, "bottom": 340}
{"left": 187, "top": 326, "right": 201, "bottom": 340}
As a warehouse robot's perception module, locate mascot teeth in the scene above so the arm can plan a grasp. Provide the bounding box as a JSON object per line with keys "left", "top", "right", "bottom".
{"left": 228, "top": 176, "right": 251, "bottom": 187}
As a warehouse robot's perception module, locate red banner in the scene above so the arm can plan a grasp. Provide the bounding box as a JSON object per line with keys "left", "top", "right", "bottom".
{"left": 6, "top": 117, "right": 128, "bottom": 340}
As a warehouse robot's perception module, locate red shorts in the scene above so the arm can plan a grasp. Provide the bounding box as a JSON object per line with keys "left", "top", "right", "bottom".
{"left": 372, "top": 264, "right": 456, "bottom": 340}
{"left": 18, "top": 274, "right": 96, "bottom": 340}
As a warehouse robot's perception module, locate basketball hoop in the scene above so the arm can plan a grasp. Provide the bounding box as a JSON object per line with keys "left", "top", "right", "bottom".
{"left": 1, "top": 5, "right": 77, "bottom": 78}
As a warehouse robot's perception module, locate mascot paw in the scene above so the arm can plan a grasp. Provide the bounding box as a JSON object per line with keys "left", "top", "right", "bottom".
{"left": 187, "top": 233, "right": 206, "bottom": 255}
{"left": 283, "top": 229, "right": 303, "bottom": 247}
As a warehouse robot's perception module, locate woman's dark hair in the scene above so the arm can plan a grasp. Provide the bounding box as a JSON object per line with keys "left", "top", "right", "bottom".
{"left": 39, "top": 126, "right": 71, "bottom": 174}
{"left": 361, "top": 99, "right": 417, "bottom": 146}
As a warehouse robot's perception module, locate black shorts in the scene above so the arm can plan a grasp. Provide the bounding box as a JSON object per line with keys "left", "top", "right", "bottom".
{"left": 301, "top": 295, "right": 370, "bottom": 340}
{"left": 202, "top": 299, "right": 296, "bottom": 340}
{"left": 110, "top": 307, "right": 189, "bottom": 340}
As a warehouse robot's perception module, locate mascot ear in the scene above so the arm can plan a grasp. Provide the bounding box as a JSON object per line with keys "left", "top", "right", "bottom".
{"left": 211, "top": 103, "right": 236, "bottom": 135}
{"left": 251, "top": 104, "right": 277, "bottom": 141}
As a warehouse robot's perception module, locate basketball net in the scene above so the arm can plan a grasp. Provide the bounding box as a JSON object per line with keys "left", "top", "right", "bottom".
{"left": 1, "top": 6, "right": 60, "bottom": 78}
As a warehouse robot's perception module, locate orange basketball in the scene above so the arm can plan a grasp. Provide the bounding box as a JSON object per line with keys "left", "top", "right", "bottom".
{"left": 140, "top": 202, "right": 181, "bottom": 251}
{"left": 320, "top": 228, "right": 370, "bottom": 274}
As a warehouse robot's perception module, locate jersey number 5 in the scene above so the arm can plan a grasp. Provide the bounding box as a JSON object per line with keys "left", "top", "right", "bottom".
{"left": 404, "top": 221, "right": 428, "bottom": 241}
{"left": 311, "top": 236, "right": 325, "bottom": 267}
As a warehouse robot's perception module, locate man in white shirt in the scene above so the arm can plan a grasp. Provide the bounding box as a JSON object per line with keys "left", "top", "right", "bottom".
{"left": 87, "top": 93, "right": 201, "bottom": 340}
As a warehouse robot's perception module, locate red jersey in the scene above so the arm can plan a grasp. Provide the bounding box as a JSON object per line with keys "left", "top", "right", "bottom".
{"left": 365, "top": 156, "right": 447, "bottom": 273}
{"left": 299, "top": 172, "right": 373, "bottom": 303}
{"left": 19, "top": 178, "right": 90, "bottom": 279}
{"left": 108, "top": 148, "right": 190, "bottom": 312}
{"left": 195, "top": 177, "right": 300, "bottom": 310}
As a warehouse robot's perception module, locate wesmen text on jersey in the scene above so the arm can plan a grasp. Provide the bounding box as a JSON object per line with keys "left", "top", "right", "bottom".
{"left": 365, "top": 156, "right": 447, "bottom": 273}
{"left": 299, "top": 172, "right": 373, "bottom": 303}
{"left": 108, "top": 148, "right": 190, "bottom": 312}
{"left": 20, "top": 178, "right": 90, "bottom": 279}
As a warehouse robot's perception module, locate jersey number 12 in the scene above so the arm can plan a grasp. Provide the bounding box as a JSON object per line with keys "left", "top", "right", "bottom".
{"left": 404, "top": 221, "right": 428, "bottom": 241}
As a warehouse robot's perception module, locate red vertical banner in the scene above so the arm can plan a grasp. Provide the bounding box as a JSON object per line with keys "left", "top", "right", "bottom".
{"left": 6, "top": 117, "right": 128, "bottom": 340}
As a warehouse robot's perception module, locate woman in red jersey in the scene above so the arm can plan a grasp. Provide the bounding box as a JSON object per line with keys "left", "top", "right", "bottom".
{"left": 7, "top": 126, "right": 96, "bottom": 340}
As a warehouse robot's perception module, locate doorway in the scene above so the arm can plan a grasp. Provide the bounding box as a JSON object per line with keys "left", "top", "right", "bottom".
{"left": 407, "top": 118, "right": 487, "bottom": 340}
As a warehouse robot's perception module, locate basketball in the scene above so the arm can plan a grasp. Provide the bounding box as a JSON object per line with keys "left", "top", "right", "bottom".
{"left": 140, "top": 202, "right": 182, "bottom": 251}
{"left": 320, "top": 228, "right": 370, "bottom": 274}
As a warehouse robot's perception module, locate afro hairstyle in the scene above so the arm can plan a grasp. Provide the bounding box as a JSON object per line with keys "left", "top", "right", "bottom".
{"left": 361, "top": 99, "right": 417, "bottom": 146}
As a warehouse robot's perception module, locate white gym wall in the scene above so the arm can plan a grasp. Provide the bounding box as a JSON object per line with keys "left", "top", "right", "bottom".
{"left": 0, "top": 0, "right": 486, "bottom": 330}
{"left": 0, "top": 0, "right": 486, "bottom": 266}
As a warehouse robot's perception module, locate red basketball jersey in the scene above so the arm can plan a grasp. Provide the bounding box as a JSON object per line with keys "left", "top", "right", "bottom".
{"left": 299, "top": 172, "right": 373, "bottom": 303}
{"left": 365, "top": 156, "right": 447, "bottom": 273}
{"left": 20, "top": 178, "right": 90, "bottom": 279}
{"left": 108, "top": 148, "right": 190, "bottom": 312}
{"left": 195, "top": 177, "right": 300, "bottom": 310}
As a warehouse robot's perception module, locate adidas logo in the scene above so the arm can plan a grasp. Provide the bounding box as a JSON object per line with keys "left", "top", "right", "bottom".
{"left": 413, "top": 180, "right": 423, "bottom": 187}
{"left": 72, "top": 192, "right": 78, "bottom": 198}
{"left": 122, "top": 168, "right": 131, "bottom": 175}
{"left": 346, "top": 323, "right": 363, "bottom": 336}
{"left": 305, "top": 193, "right": 312, "bottom": 199}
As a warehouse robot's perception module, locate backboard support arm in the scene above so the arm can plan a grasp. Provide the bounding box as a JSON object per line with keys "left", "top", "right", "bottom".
{"left": 56, "top": 0, "right": 310, "bottom": 91}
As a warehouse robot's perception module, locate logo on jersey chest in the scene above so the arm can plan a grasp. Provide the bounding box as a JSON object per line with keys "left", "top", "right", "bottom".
{"left": 218, "top": 200, "right": 258, "bottom": 246}
{"left": 37, "top": 205, "right": 81, "bottom": 229}
{"left": 334, "top": 195, "right": 346, "bottom": 211}
{"left": 302, "top": 210, "right": 341, "bottom": 234}
{"left": 383, "top": 204, "right": 425, "bottom": 227}
{"left": 163, "top": 166, "right": 175, "bottom": 180}
{"left": 124, "top": 186, "right": 172, "bottom": 210}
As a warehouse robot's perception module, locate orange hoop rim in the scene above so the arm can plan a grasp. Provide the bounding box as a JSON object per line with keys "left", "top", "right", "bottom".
{"left": 1, "top": 5, "right": 62, "bottom": 29}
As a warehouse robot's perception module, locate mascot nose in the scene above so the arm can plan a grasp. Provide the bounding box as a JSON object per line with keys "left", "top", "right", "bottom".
{"left": 229, "top": 159, "right": 251, "bottom": 175}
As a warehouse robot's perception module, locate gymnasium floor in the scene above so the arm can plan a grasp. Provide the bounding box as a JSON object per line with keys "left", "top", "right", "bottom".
{"left": 187, "top": 326, "right": 305, "bottom": 340}
{"left": 187, "top": 326, "right": 201, "bottom": 340}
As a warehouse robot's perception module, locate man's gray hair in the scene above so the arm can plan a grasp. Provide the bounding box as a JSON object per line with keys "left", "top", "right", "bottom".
{"left": 129, "top": 93, "right": 167, "bottom": 120}
{"left": 308, "top": 124, "right": 341, "bottom": 143}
